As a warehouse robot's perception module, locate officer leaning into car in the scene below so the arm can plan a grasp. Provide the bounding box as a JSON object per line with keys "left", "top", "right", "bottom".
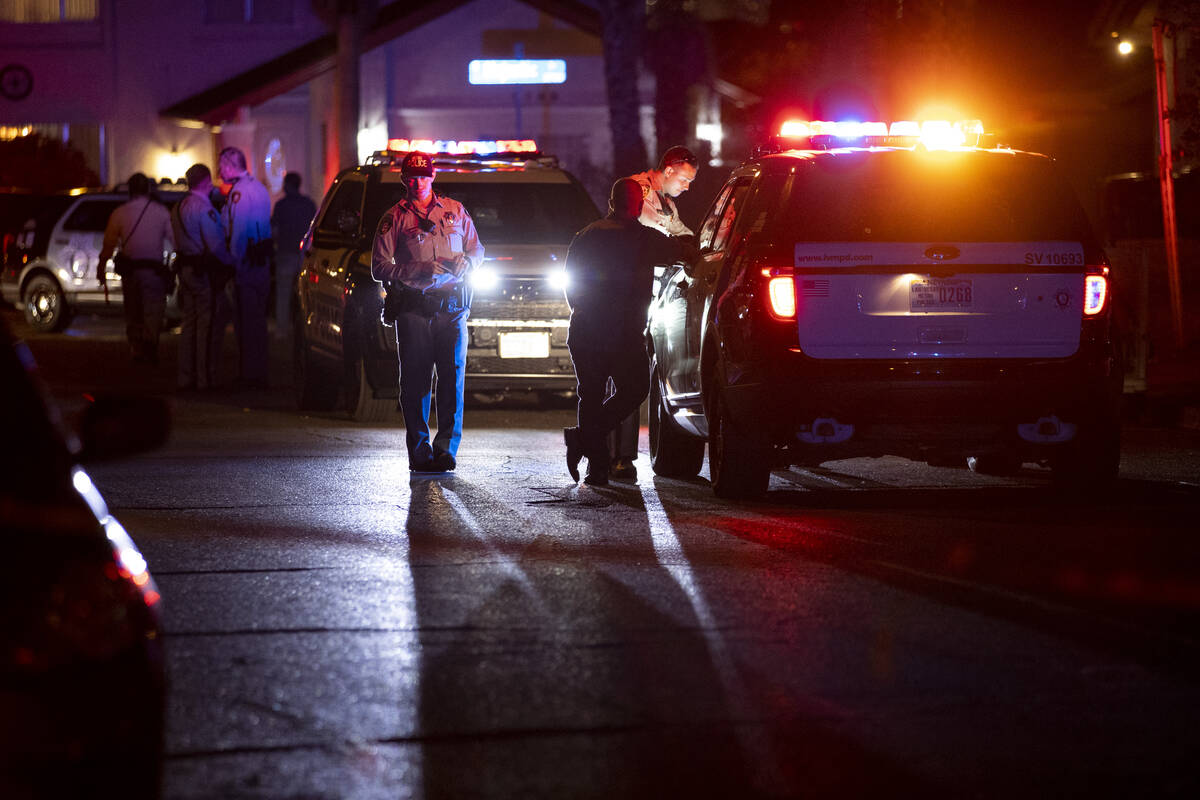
{"left": 606, "top": 145, "right": 701, "bottom": 480}
{"left": 216, "top": 146, "right": 273, "bottom": 389}
{"left": 98, "top": 172, "right": 176, "bottom": 365}
{"left": 171, "top": 163, "right": 234, "bottom": 392}
{"left": 372, "top": 151, "right": 484, "bottom": 473}
{"left": 563, "top": 177, "right": 690, "bottom": 486}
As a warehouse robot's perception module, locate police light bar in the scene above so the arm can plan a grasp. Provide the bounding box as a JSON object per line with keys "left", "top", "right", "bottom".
{"left": 385, "top": 138, "right": 538, "bottom": 155}
{"left": 773, "top": 118, "right": 988, "bottom": 152}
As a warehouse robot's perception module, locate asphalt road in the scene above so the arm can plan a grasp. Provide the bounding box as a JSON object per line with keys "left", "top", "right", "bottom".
{"left": 9, "top": 309, "right": 1200, "bottom": 799}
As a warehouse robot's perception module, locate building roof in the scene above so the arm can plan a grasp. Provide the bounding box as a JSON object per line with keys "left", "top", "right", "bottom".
{"left": 160, "top": 0, "right": 758, "bottom": 126}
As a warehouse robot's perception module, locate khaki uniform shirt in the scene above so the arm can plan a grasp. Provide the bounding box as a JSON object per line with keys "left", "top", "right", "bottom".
{"left": 173, "top": 189, "right": 233, "bottom": 263}
{"left": 99, "top": 196, "right": 174, "bottom": 266}
{"left": 371, "top": 193, "right": 484, "bottom": 292}
{"left": 629, "top": 170, "right": 694, "bottom": 238}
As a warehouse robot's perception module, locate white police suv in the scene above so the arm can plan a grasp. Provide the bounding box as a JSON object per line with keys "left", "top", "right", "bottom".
{"left": 646, "top": 120, "right": 1122, "bottom": 498}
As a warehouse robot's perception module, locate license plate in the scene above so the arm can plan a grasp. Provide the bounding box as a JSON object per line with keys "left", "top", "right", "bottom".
{"left": 911, "top": 278, "right": 973, "bottom": 310}
{"left": 498, "top": 331, "right": 550, "bottom": 359}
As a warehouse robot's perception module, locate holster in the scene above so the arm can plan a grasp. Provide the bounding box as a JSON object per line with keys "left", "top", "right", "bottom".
{"left": 382, "top": 283, "right": 469, "bottom": 324}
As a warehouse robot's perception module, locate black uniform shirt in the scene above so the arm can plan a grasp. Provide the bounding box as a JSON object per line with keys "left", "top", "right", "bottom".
{"left": 564, "top": 216, "right": 688, "bottom": 350}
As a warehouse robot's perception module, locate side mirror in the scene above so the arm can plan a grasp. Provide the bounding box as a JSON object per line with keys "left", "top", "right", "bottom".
{"left": 78, "top": 395, "right": 170, "bottom": 462}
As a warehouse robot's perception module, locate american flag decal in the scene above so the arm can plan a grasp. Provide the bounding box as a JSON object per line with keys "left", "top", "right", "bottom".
{"left": 801, "top": 279, "right": 829, "bottom": 297}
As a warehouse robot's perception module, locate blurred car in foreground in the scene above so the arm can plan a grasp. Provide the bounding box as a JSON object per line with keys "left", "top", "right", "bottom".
{"left": 647, "top": 120, "right": 1122, "bottom": 498}
{"left": 0, "top": 316, "right": 168, "bottom": 797}
{"left": 1, "top": 184, "right": 185, "bottom": 333}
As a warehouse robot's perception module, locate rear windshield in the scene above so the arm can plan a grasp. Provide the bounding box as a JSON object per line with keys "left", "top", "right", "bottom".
{"left": 365, "top": 180, "right": 599, "bottom": 245}
{"left": 764, "top": 151, "right": 1096, "bottom": 244}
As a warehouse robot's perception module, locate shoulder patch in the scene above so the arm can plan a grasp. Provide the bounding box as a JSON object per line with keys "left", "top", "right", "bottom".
{"left": 641, "top": 184, "right": 650, "bottom": 198}
{"left": 379, "top": 217, "right": 392, "bottom": 234}
{"left": 231, "top": 190, "right": 242, "bottom": 204}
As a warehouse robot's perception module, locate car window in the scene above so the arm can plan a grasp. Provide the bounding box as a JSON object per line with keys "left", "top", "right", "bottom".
{"left": 364, "top": 181, "right": 599, "bottom": 246}
{"left": 767, "top": 152, "right": 1096, "bottom": 244}
{"left": 697, "top": 183, "right": 734, "bottom": 250}
{"left": 318, "top": 178, "right": 365, "bottom": 235}
{"left": 711, "top": 180, "right": 752, "bottom": 252}
{"left": 62, "top": 199, "right": 123, "bottom": 232}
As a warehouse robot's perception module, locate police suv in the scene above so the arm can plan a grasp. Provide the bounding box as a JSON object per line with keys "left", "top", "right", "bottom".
{"left": 294, "top": 141, "right": 600, "bottom": 421}
{"left": 1, "top": 185, "right": 186, "bottom": 332}
{"left": 646, "top": 120, "right": 1121, "bottom": 498}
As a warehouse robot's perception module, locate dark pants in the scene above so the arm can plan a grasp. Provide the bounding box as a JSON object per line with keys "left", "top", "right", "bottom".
{"left": 234, "top": 264, "right": 270, "bottom": 384}
{"left": 176, "top": 263, "right": 212, "bottom": 389}
{"left": 395, "top": 308, "right": 468, "bottom": 462}
{"left": 569, "top": 341, "right": 650, "bottom": 465}
{"left": 122, "top": 267, "right": 168, "bottom": 362}
{"left": 608, "top": 401, "right": 640, "bottom": 460}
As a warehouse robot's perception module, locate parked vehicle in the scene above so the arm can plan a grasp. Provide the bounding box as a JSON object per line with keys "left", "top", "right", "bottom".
{"left": 294, "top": 144, "right": 600, "bottom": 421}
{"left": 646, "top": 121, "right": 1122, "bottom": 498}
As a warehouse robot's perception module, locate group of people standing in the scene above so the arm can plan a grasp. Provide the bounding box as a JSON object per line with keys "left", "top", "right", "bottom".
{"left": 98, "top": 146, "right": 315, "bottom": 391}
{"left": 369, "top": 145, "right": 699, "bottom": 485}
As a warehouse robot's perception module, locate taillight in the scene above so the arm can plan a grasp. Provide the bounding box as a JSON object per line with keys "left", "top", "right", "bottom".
{"left": 1084, "top": 268, "right": 1109, "bottom": 316}
{"left": 761, "top": 267, "right": 796, "bottom": 319}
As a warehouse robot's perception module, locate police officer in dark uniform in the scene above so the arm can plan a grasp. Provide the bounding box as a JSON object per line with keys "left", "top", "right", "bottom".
{"left": 372, "top": 151, "right": 484, "bottom": 472}
{"left": 562, "top": 178, "right": 690, "bottom": 486}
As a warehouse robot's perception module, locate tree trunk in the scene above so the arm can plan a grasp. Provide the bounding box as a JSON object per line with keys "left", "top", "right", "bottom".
{"left": 598, "top": 0, "right": 648, "bottom": 177}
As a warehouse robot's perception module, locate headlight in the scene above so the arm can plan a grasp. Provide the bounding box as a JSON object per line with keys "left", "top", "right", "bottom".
{"left": 470, "top": 266, "right": 500, "bottom": 291}
{"left": 70, "top": 252, "right": 90, "bottom": 278}
{"left": 547, "top": 268, "right": 569, "bottom": 291}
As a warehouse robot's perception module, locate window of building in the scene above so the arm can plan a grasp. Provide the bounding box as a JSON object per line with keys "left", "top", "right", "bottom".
{"left": 205, "top": 0, "right": 294, "bottom": 24}
{"left": 0, "top": 0, "right": 98, "bottom": 22}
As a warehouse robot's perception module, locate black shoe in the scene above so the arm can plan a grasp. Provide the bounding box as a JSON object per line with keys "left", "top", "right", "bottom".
{"left": 584, "top": 467, "right": 609, "bottom": 487}
{"left": 431, "top": 450, "right": 456, "bottom": 472}
{"left": 564, "top": 427, "right": 583, "bottom": 482}
{"left": 610, "top": 457, "right": 637, "bottom": 481}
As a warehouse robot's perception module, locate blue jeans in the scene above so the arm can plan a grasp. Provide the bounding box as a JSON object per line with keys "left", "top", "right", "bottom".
{"left": 394, "top": 308, "right": 467, "bottom": 461}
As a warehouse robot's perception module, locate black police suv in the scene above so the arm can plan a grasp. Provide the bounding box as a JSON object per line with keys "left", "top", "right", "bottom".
{"left": 646, "top": 132, "right": 1122, "bottom": 499}
{"left": 294, "top": 150, "right": 599, "bottom": 421}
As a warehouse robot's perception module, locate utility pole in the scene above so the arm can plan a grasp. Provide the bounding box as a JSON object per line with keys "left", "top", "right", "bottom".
{"left": 1152, "top": 19, "right": 1185, "bottom": 349}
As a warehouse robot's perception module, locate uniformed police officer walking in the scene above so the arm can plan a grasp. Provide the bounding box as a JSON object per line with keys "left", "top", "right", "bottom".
{"left": 171, "top": 163, "right": 234, "bottom": 391}
{"left": 98, "top": 172, "right": 175, "bottom": 365}
{"left": 563, "top": 178, "right": 689, "bottom": 486}
{"left": 215, "top": 146, "right": 273, "bottom": 389}
{"left": 372, "top": 151, "right": 484, "bottom": 472}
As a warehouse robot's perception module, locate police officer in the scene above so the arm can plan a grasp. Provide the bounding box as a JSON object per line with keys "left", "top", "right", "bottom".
{"left": 607, "top": 145, "right": 701, "bottom": 479}
{"left": 372, "top": 151, "right": 484, "bottom": 472}
{"left": 216, "top": 146, "right": 273, "bottom": 389}
{"left": 562, "top": 178, "right": 689, "bottom": 486}
{"left": 271, "top": 171, "right": 317, "bottom": 340}
{"left": 171, "top": 163, "right": 234, "bottom": 391}
{"left": 98, "top": 172, "right": 175, "bottom": 365}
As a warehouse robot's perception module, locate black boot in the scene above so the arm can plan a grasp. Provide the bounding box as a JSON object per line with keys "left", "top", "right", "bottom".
{"left": 563, "top": 427, "right": 583, "bottom": 482}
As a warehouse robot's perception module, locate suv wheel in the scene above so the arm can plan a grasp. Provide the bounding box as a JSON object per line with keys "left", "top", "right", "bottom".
{"left": 345, "top": 354, "right": 396, "bottom": 423}
{"left": 1051, "top": 421, "right": 1120, "bottom": 487}
{"left": 708, "top": 386, "right": 770, "bottom": 499}
{"left": 649, "top": 367, "right": 704, "bottom": 478}
{"left": 24, "top": 274, "right": 70, "bottom": 333}
{"left": 294, "top": 330, "right": 338, "bottom": 411}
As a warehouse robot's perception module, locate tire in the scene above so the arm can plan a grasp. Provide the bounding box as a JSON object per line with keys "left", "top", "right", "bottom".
{"left": 294, "top": 333, "right": 338, "bottom": 411}
{"left": 649, "top": 370, "right": 704, "bottom": 478}
{"left": 1052, "top": 422, "right": 1121, "bottom": 487}
{"left": 23, "top": 274, "right": 70, "bottom": 333}
{"left": 345, "top": 354, "right": 396, "bottom": 422}
{"left": 708, "top": 385, "right": 771, "bottom": 499}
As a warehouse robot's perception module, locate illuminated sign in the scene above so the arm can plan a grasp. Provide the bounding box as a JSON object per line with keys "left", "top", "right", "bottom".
{"left": 468, "top": 59, "right": 566, "bottom": 85}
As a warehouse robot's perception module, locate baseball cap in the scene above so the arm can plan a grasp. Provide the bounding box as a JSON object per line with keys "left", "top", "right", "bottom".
{"left": 401, "top": 151, "right": 435, "bottom": 177}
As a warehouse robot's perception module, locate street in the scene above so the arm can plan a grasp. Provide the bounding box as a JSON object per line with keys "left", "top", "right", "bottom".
{"left": 10, "top": 309, "right": 1200, "bottom": 799}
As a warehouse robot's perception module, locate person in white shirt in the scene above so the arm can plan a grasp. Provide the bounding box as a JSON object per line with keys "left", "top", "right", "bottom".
{"left": 98, "top": 172, "right": 175, "bottom": 365}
